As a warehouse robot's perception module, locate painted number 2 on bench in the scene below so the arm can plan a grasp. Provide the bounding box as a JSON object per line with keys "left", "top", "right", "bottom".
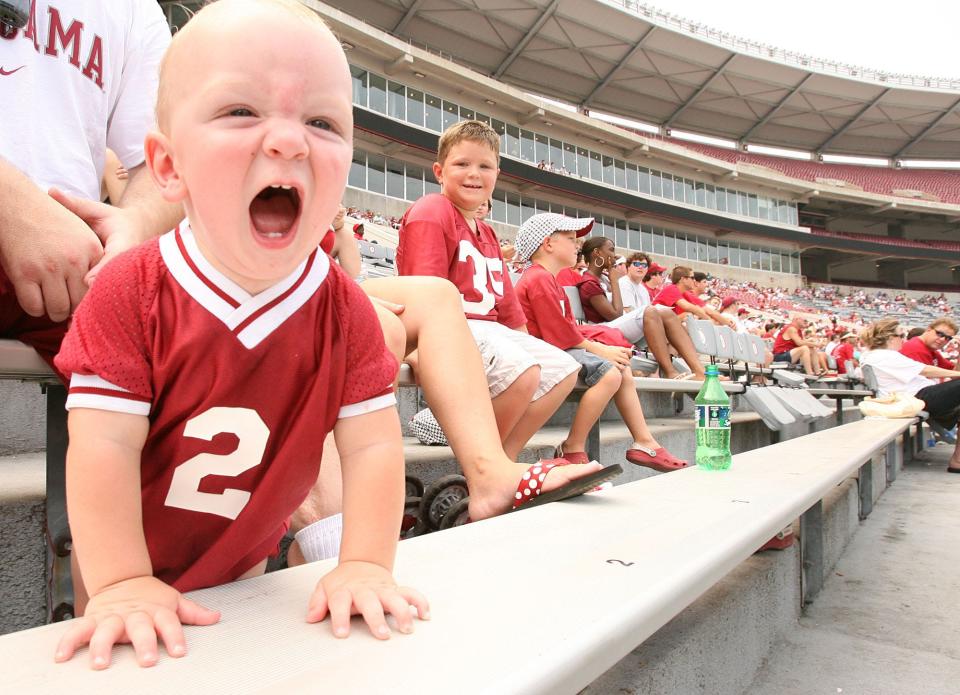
{"left": 695, "top": 364, "right": 732, "bottom": 470}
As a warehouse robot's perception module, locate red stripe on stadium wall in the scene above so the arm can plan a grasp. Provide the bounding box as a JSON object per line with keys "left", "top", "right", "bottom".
{"left": 232, "top": 250, "right": 317, "bottom": 336}
{"left": 69, "top": 386, "right": 152, "bottom": 403}
{"left": 176, "top": 228, "right": 242, "bottom": 309}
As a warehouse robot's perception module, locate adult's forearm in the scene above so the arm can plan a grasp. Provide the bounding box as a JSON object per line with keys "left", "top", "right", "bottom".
{"left": 920, "top": 364, "right": 960, "bottom": 379}
{"left": 0, "top": 157, "right": 52, "bottom": 247}
{"left": 117, "top": 165, "right": 184, "bottom": 241}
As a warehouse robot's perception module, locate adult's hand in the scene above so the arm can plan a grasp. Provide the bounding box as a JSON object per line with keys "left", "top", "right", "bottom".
{"left": 0, "top": 193, "right": 103, "bottom": 322}
{"left": 49, "top": 188, "right": 146, "bottom": 286}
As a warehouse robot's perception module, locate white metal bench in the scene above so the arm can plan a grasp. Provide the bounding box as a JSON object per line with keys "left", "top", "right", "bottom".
{"left": 0, "top": 418, "right": 915, "bottom": 694}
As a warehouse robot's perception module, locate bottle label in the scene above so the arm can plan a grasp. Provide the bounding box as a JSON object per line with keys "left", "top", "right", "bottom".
{"left": 696, "top": 404, "right": 730, "bottom": 429}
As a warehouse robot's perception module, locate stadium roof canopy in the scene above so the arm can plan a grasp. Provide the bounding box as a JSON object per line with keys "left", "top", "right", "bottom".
{"left": 317, "top": 0, "right": 960, "bottom": 162}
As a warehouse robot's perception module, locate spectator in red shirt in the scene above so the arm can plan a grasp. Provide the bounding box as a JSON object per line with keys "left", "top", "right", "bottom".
{"left": 900, "top": 319, "right": 958, "bottom": 372}
{"left": 772, "top": 316, "right": 820, "bottom": 375}
{"left": 833, "top": 333, "right": 858, "bottom": 374}
{"left": 643, "top": 261, "right": 666, "bottom": 298}
{"left": 513, "top": 213, "right": 687, "bottom": 471}
{"left": 653, "top": 266, "right": 736, "bottom": 329}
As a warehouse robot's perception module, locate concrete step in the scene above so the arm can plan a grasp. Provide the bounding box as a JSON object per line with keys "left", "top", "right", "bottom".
{"left": 0, "top": 452, "right": 46, "bottom": 635}
{"left": 399, "top": 385, "right": 748, "bottom": 437}
{"left": 0, "top": 381, "right": 46, "bottom": 457}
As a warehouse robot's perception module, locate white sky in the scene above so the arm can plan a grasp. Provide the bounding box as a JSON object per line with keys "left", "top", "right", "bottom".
{"left": 643, "top": 0, "right": 960, "bottom": 79}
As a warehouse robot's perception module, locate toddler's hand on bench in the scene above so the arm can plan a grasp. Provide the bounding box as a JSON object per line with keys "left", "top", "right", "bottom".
{"left": 54, "top": 575, "right": 220, "bottom": 669}
{"left": 306, "top": 560, "right": 429, "bottom": 639}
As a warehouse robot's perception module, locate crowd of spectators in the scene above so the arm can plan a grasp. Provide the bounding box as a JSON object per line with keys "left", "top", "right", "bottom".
{"left": 345, "top": 205, "right": 402, "bottom": 230}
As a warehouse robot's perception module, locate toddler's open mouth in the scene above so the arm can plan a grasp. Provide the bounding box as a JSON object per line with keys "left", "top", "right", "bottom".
{"left": 250, "top": 184, "right": 301, "bottom": 240}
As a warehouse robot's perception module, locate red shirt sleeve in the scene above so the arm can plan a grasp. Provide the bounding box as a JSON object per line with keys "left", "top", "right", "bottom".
{"left": 55, "top": 243, "right": 159, "bottom": 402}
{"left": 516, "top": 266, "right": 582, "bottom": 350}
{"left": 653, "top": 283, "right": 680, "bottom": 308}
{"left": 682, "top": 291, "right": 705, "bottom": 307}
{"left": 577, "top": 274, "right": 607, "bottom": 324}
{"left": 898, "top": 337, "right": 932, "bottom": 366}
{"left": 336, "top": 270, "right": 399, "bottom": 412}
{"left": 396, "top": 205, "right": 455, "bottom": 279}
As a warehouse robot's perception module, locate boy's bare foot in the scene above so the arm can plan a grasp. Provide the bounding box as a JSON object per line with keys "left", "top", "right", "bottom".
{"left": 465, "top": 459, "right": 604, "bottom": 521}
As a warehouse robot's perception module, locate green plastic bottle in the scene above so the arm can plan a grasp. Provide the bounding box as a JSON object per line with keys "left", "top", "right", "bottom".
{"left": 694, "top": 364, "right": 731, "bottom": 470}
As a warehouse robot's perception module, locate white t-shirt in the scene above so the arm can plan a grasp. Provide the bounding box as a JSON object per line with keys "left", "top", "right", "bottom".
{"left": 0, "top": 1, "right": 170, "bottom": 200}
{"left": 860, "top": 349, "right": 934, "bottom": 397}
{"left": 618, "top": 275, "right": 650, "bottom": 312}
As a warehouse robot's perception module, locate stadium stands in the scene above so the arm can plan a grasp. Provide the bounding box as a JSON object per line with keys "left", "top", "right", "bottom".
{"left": 662, "top": 138, "right": 960, "bottom": 205}
{"left": 810, "top": 227, "right": 960, "bottom": 252}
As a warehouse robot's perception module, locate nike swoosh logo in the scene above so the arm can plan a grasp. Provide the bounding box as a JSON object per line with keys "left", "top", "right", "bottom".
{"left": 0, "top": 65, "right": 25, "bottom": 76}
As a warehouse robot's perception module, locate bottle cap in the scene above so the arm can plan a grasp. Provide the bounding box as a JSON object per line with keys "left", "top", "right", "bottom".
{"left": 705, "top": 364, "right": 719, "bottom": 377}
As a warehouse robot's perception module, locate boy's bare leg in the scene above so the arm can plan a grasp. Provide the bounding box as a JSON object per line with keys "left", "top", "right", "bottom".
{"left": 361, "top": 277, "right": 601, "bottom": 520}
{"left": 641, "top": 309, "right": 680, "bottom": 378}
{"left": 791, "top": 345, "right": 814, "bottom": 374}
{"left": 501, "top": 370, "right": 578, "bottom": 459}
{"left": 559, "top": 368, "right": 619, "bottom": 453}
{"left": 611, "top": 365, "right": 661, "bottom": 449}
{"left": 656, "top": 307, "right": 706, "bottom": 379}
{"left": 490, "top": 367, "right": 540, "bottom": 438}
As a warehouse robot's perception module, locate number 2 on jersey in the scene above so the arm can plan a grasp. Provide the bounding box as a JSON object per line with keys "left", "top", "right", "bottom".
{"left": 458, "top": 240, "right": 504, "bottom": 315}
{"left": 164, "top": 407, "right": 269, "bottom": 520}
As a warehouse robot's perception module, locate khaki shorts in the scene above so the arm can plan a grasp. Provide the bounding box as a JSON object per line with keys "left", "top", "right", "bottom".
{"left": 467, "top": 320, "right": 579, "bottom": 400}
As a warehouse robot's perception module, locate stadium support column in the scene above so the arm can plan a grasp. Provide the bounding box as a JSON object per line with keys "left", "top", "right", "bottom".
{"left": 801, "top": 255, "right": 829, "bottom": 282}
{"left": 953, "top": 266, "right": 960, "bottom": 286}
{"left": 876, "top": 259, "right": 906, "bottom": 288}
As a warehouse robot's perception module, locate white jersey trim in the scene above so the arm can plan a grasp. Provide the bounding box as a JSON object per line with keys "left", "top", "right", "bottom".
{"left": 338, "top": 393, "right": 397, "bottom": 419}
{"left": 66, "top": 393, "right": 151, "bottom": 416}
{"left": 70, "top": 374, "right": 128, "bottom": 392}
{"left": 66, "top": 374, "right": 151, "bottom": 415}
{"left": 159, "top": 222, "right": 328, "bottom": 348}
{"left": 237, "top": 252, "right": 330, "bottom": 348}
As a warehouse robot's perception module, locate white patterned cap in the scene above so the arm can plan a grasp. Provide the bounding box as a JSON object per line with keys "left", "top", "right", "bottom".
{"left": 514, "top": 213, "right": 594, "bottom": 262}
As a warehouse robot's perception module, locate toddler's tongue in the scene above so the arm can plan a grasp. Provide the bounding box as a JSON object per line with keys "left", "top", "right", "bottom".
{"left": 250, "top": 189, "right": 298, "bottom": 236}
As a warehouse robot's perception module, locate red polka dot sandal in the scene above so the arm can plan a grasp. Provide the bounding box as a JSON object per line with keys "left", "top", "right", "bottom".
{"left": 511, "top": 459, "right": 623, "bottom": 512}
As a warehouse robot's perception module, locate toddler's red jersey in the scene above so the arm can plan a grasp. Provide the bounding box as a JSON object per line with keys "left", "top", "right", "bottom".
{"left": 55, "top": 224, "right": 398, "bottom": 592}
{"left": 396, "top": 194, "right": 525, "bottom": 328}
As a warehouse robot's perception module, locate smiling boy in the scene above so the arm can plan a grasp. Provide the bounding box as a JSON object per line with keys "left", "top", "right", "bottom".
{"left": 52, "top": 0, "right": 427, "bottom": 670}
{"left": 396, "top": 121, "right": 617, "bottom": 483}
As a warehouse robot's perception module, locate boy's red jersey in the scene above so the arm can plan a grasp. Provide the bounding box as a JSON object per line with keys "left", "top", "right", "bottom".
{"left": 516, "top": 263, "right": 632, "bottom": 350}
{"left": 55, "top": 225, "right": 398, "bottom": 592}
{"left": 396, "top": 194, "right": 525, "bottom": 328}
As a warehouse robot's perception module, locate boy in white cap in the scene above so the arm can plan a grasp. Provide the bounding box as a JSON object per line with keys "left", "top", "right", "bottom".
{"left": 514, "top": 213, "right": 688, "bottom": 472}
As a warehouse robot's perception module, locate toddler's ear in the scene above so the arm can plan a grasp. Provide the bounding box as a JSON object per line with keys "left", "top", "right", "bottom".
{"left": 144, "top": 130, "right": 187, "bottom": 203}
